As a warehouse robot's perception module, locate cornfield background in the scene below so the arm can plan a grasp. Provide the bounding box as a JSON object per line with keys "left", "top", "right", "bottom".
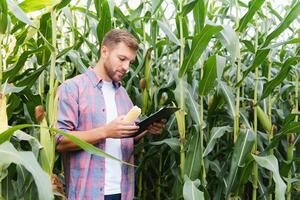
{"left": 0, "top": 0, "right": 300, "bottom": 199}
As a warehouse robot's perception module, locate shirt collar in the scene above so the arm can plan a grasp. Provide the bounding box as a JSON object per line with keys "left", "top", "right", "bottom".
{"left": 85, "top": 67, "right": 121, "bottom": 89}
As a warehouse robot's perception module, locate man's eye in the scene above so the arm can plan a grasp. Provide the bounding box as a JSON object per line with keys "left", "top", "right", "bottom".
{"left": 119, "top": 57, "right": 125, "bottom": 61}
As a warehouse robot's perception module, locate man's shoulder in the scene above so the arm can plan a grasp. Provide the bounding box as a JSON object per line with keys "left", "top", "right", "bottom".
{"left": 63, "top": 73, "right": 87, "bottom": 86}
{"left": 58, "top": 73, "right": 88, "bottom": 96}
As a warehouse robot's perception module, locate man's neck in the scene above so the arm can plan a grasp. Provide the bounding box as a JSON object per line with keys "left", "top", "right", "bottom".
{"left": 94, "top": 60, "right": 111, "bottom": 81}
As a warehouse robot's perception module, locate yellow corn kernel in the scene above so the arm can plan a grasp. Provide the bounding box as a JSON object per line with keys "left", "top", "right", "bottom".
{"left": 123, "top": 106, "right": 141, "bottom": 123}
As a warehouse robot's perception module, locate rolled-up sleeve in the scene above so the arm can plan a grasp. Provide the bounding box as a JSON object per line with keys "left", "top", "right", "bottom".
{"left": 56, "top": 82, "right": 79, "bottom": 144}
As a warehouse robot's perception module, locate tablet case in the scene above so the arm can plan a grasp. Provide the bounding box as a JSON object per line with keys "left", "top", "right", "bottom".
{"left": 134, "top": 107, "right": 180, "bottom": 136}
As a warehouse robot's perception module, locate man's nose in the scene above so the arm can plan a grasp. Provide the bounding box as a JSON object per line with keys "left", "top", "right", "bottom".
{"left": 122, "top": 61, "right": 130, "bottom": 72}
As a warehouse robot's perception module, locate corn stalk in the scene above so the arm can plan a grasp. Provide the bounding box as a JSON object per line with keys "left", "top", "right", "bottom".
{"left": 178, "top": 0, "right": 186, "bottom": 179}
{"left": 40, "top": 7, "right": 58, "bottom": 176}
{"left": 267, "top": 53, "right": 273, "bottom": 200}
{"left": 233, "top": 0, "right": 241, "bottom": 143}
{"left": 199, "top": 56, "right": 206, "bottom": 185}
{"left": 252, "top": 23, "right": 259, "bottom": 200}
{"left": 287, "top": 68, "right": 298, "bottom": 199}
{"left": 138, "top": 37, "right": 151, "bottom": 199}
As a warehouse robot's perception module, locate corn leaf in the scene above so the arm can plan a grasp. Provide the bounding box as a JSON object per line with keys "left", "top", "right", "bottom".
{"left": 3, "top": 47, "right": 44, "bottom": 83}
{"left": 39, "top": 119, "right": 54, "bottom": 175}
{"left": 179, "top": 23, "right": 222, "bottom": 78}
{"left": 19, "top": 0, "right": 53, "bottom": 13}
{"left": 0, "top": 141, "right": 53, "bottom": 200}
{"left": 185, "top": 128, "right": 201, "bottom": 179}
{"left": 193, "top": 0, "right": 206, "bottom": 33}
{"left": 181, "top": 0, "right": 198, "bottom": 16}
{"left": 0, "top": 124, "right": 134, "bottom": 166}
{"left": 265, "top": 121, "right": 300, "bottom": 153}
{"left": 184, "top": 83, "right": 200, "bottom": 127}
{"left": 183, "top": 175, "right": 204, "bottom": 200}
{"left": 6, "top": 0, "right": 35, "bottom": 27}
{"left": 263, "top": 1, "right": 300, "bottom": 47}
{"left": 0, "top": 0, "right": 8, "bottom": 34}
{"left": 151, "top": 0, "right": 163, "bottom": 15}
{"left": 218, "top": 81, "right": 236, "bottom": 118}
{"left": 150, "top": 138, "right": 180, "bottom": 152}
{"left": 253, "top": 155, "right": 286, "bottom": 200}
{"left": 199, "top": 55, "right": 217, "bottom": 96}
{"left": 157, "top": 20, "right": 180, "bottom": 45}
{"left": 96, "top": 0, "right": 111, "bottom": 44}
{"left": 204, "top": 126, "right": 232, "bottom": 157}
{"left": 238, "top": 0, "right": 266, "bottom": 32}
{"left": 261, "top": 56, "right": 300, "bottom": 99}
{"left": 237, "top": 48, "right": 270, "bottom": 87}
{"left": 218, "top": 25, "right": 239, "bottom": 64}
{"left": 226, "top": 129, "right": 255, "bottom": 196}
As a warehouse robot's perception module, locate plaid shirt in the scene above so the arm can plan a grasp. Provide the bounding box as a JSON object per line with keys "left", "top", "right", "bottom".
{"left": 56, "top": 67, "right": 135, "bottom": 200}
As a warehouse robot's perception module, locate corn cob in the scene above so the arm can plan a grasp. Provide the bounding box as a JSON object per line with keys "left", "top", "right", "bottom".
{"left": 123, "top": 106, "right": 141, "bottom": 123}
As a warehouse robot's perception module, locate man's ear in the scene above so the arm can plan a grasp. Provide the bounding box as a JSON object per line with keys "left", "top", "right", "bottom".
{"left": 101, "top": 45, "right": 108, "bottom": 58}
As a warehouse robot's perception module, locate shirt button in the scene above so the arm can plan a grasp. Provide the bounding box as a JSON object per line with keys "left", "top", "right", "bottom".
{"left": 102, "top": 108, "right": 105, "bottom": 112}
{"left": 100, "top": 187, "right": 103, "bottom": 191}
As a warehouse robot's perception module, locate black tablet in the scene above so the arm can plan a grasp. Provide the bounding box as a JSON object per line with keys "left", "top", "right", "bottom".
{"left": 134, "top": 107, "right": 180, "bottom": 136}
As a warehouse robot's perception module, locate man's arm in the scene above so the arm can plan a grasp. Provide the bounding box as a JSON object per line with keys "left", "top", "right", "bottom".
{"left": 56, "top": 116, "right": 139, "bottom": 152}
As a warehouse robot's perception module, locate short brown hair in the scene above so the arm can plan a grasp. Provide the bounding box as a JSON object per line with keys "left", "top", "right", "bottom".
{"left": 101, "top": 29, "right": 139, "bottom": 51}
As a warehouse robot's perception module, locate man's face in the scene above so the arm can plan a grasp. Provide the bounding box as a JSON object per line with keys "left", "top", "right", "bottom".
{"left": 102, "top": 42, "right": 137, "bottom": 82}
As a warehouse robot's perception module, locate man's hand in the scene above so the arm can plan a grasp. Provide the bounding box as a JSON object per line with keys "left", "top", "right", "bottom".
{"left": 146, "top": 119, "right": 167, "bottom": 135}
{"left": 104, "top": 115, "right": 139, "bottom": 138}
{"left": 134, "top": 119, "right": 167, "bottom": 142}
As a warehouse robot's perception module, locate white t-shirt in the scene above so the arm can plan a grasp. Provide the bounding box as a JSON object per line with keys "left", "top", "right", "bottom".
{"left": 102, "top": 81, "right": 122, "bottom": 195}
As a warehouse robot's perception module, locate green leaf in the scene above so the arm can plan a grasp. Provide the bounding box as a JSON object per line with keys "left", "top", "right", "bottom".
{"left": 199, "top": 55, "right": 217, "bottom": 96}
{"left": 185, "top": 130, "right": 201, "bottom": 179}
{"left": 0, "top": 0, "right": 8, "bottom": 34}
{"left": 218, "top": 25, "right": 239, "bottom": 64}
{"left": 0, "top": 124, "right": 134, "bottom": 166}
{"left": 261, "top": 56, "right": 300, "bottom": 99}
{"left": 6, "top": 0, "right": 35, "bottom": 27}
{"left": 16, "top": 65, "right": 48, "bottom": 88}
{"left": 67, "top": 50, "right": 88, "bottom": 74}
{"left": 183, "top": 83, "right": 200, "bottom": 127}
{"left": 3, "top": 47, "right": 44, "bottom": 83}
{"left": 265, "top": 121, "right": 300, "bottom": 152}
{"left": 0, "top": 142, "right": 53, "bottom": 200}
{"left": 157, "top": 20, "right": 180, "bottom": 45}
{"left": 226, "top": 129, "right": 255, "bottom": 196}
{"left": 96, "top": 0, "right": 111, "bottom": 44}
{"left": 151, "top": 0, "right": 163, "bottom": 14}
{"left": 39, "top": 119, "right": 54, "bottom": 175}
{"left": 218, "top": 81, "right": 236, "bottom": 118}
{"left": 19, "top": 0, "right": 53, "bottom": 13}
{"left": 183, "top": 175, "right": 204, "bottom": 200}
{"left": 241, "top": 40, "right": 255, "bottom": 53}
{"left": 253, "top": 155, "right": 286, "bottom": 200}
{"left": 150, "top": 138, "right": 180, "bottom": 152}
{"left": 203, "top": 126, "right": 232, "bottom": 157}
{"left": 193, "top": 0, "right": 206, "bottom": 33}
{"left": 2, "top": 84, "right": 26, "bottom": 95}
{"left": 238, "top": 0, "right": 266, "bottom": 32}
{"left": 179, "top": 23, "right": 222, "bottom": 78}
{"left": 181, "top": 0, "right": 197, "bottom": 16}
{"left": 263, "top": 1, "right": 300, "bottom": 47}
{"left": 237, "top": 48, "right": 270, "bottom": 87}
{"left": 267, "top": 37, "right": 300, "bottom": 49}
{"left": 216, "top": 55, "right": 226, "bottom": 81}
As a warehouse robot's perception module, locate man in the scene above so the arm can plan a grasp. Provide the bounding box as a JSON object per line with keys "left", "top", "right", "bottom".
{"left": 56, "top": 29, "right": 165, "bottom": 200}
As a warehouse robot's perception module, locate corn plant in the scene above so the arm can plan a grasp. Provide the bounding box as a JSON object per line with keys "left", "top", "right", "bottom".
{"left": 1, "top": 0, "right": 300, "bottom": 200}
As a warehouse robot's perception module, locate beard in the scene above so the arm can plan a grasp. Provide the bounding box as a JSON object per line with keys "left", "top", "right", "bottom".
{"left": 103, "top": 60, "right": 124, "bottom": 82}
